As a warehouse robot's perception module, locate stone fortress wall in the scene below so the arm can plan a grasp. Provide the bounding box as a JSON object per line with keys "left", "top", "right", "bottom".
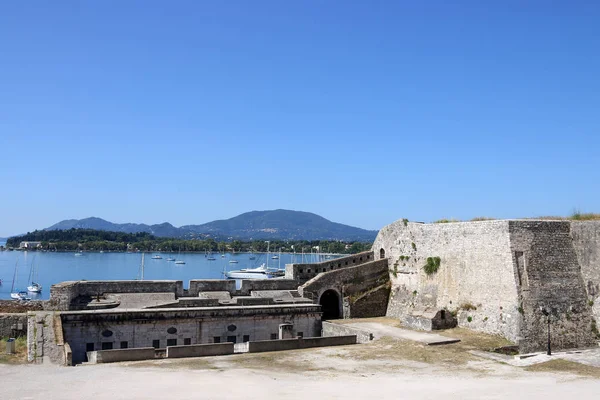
{"left": 373, "top": 218, "right": 600, "bottom": 352}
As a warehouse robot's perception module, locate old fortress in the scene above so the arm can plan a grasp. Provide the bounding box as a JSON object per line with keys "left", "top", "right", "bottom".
{"left": 4, "top": 218, "right": 599, "bottom": 364}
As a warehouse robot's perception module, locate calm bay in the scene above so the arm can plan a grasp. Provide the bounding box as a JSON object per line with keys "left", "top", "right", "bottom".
{"left": 0, "top": 250, "right": 327, "bottom": 300}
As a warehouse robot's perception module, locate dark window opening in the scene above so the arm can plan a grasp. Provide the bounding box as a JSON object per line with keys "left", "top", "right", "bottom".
{"left": 360, "top": 257, "right": 363, "bottom": 262}
{"left": 120, "top": 341, "right": 128, "bottom": 349}
{"left": 345, "top": 261, "right": 348, "bottom": 265}
{"left": 299, "top": 269, "right": 303, "bottom": 273}
{"left": 440, "top": 310, "right": 446, "bottom": 320}
{"left": 270, "top": 333, "right": 277, "bottom": 340}
{"left": 367, "top": 255, "right": 370, "bottom": 259}
{"left": 227, "top": 335, "right": 237, "bottom": 344}
{"left": 152, "top": 340, "right": 160, "bottom": 349}
{"left": 307, "top": 269, "right": 311, "bottom": 273}
{"left": 184, "top": 338, "right": 191, "bottom": 345}
{"left": 297, "top": 332, "right": 304, "bottom": 338}
{"left": 167, "top": 339, "right": 177, "bottom": 347}
{"left": 380, "top": 248, "right": 385, "bottom": 259}
{"left": 101, "top": 342, "right": 113, "bottom": 350}
{"left": 213, "top": 337, "right": 221, "bottom": 343}
{"left": 86, "top": 343, "right": 94, "bottom": 352}
{"left": 338, "top": 263, "right": 341, "bottom": 268}
{"left": 243, "top": 335, "right": 250, "bottom": 342}
{"left": 330, "top": 266, "right": 333, "bottom": 270}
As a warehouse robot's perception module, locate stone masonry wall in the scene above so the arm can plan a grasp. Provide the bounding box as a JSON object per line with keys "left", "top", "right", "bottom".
{"left": 285, "top": 251, "right": 375, "bottom": 283}
{"left": 343, "top": 283, "right": 391, "bottom": 319}
{"left": 373, "top": 220, "right": 521, "bottom": 342}
{"left": 300, "top": 259, "right": 389, "bottom": 299}
{"left": 571, "top": 221, "right": 600, "bottom": 329}
{"left": 0, "top": 313, "right": 27, "bottom": 338}
{"left": 509, "top": 221, "right": 597, "bottom": 353}
{"left": 49, "top": 280, "right": 184, "bottom": 310}
{"left": 58, "top": 305, "right": 322, "bottom": 364}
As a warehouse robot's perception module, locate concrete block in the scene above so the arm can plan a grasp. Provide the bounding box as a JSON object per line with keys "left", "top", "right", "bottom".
{"left": 166, "top": 343, "right": 234, "bottom": 358}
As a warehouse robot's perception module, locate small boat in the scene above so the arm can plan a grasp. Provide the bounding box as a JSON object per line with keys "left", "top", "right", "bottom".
{"left": 166, "top": 257, "right": 176, "bottom": 262}
{"left": 249, "top": 256, "right": 256, "bottom": 260}
{"left": 207, "top": 256, "right": 216, "bottom": 261}
{"left": 174, "top": 246, "right": 185, "bottom": 264}
{"left": 27, "top": 282, "right": 42, "bottom": 293}
{"left": 11, "top": 291, "right": 31, "bottom": 301}
{"left": 271, "top": 255, "right": 279, "bottom": 259}
{"left": 151, "top": 255, "right": 162, "bottom": 259}
{"left": 229, "top": 260, "right": 239, "bottom": 264}
{"left": 74, "top": 252, "right": 83, "bottom": 256}
{"left": 27, "top": 255, "right": 42, "bottom": 293}
{"left": 10, "top": 258, "right": 31, "bottom": 300}
{"left": 99, "top": 250, "right": 104, "bottom": 253}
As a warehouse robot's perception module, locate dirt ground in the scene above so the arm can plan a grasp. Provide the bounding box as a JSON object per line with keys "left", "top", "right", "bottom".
{"left": 2, "top": 323, "right": 600, "bottom": 399}
{"left": 0, "top": 300, "right": 44, "bottom": 313}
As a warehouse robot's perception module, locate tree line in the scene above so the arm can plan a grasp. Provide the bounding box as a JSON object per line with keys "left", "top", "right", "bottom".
{"left": 7, "top": 229, "right": 372, "bottom": 254}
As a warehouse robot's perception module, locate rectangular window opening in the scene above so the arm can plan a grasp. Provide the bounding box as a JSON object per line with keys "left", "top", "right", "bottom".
{"left": 184, "top": 338, "right": 191, "bottom": 345}
{"left": 243, "top": 335, "right": 250, "bottom": 342}
{"left": 227, "top": 335, "right": 237, "bottom": 344}
{"left": 167, "top": 339, "right": 177, "bottom": 347}
{"left": 213, "top": 336, "right": 221, "bottom": 343}
{"left": 101, "top": 342, "right": 113, "bottom": 350}
{"left": 152, "top": 340, "right": 160, "bottom": 349}
{"left": 120, "top": 341, "right": 128, "bottom": 349}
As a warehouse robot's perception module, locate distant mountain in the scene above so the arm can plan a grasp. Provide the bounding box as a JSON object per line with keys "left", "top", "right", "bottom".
{"left": 43, "top": 210, "right": 377, "bottom": 241}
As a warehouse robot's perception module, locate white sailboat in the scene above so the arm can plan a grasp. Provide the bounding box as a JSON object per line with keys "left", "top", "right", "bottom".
{"left": 10, "top": 258, "right": 30, "bottom": 300}
{"left": 151, "top": 254, "right": 162, "bottom": 260}
{"left": 174, "top": 247, "right": 185, "bottom": 264}
{"left": 27, "top": 256, "right": 42, "bottom": 293}
{"left": 137, "top": 253, "right": 145, "bottom": 280}
{"left": 207, "top": 249, "right": 216, "bottom": 260}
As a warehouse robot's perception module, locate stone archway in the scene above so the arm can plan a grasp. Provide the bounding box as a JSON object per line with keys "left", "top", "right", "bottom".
{"left": 380, "top": 248, "right": 386, "bottom": 259}
{"left": 319, "top": 289, "right": 341, "bottom": 320}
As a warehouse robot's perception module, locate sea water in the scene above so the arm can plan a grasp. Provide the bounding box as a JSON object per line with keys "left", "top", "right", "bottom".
{"left": 0, "top": 250, "right": 331, "bottom": 300}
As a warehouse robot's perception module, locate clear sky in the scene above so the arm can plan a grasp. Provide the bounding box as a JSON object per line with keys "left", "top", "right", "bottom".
{"left": 1, "top": 1, "right": 599, "bottom": 237}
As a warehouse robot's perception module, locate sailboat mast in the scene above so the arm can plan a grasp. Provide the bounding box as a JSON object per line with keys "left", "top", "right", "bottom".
{"left": 266, "top": 241, "right": 270, "bottom": 269}
{"left": 11, "top": 258, "right": 19, "bottom": 292}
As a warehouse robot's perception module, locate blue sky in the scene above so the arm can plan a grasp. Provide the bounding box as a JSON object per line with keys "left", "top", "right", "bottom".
{"left": 1, "top": 1, "right": 599, "bottom": 237}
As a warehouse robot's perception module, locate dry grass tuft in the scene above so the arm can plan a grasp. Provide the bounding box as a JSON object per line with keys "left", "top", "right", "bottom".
{"left": 525, "top": 359, "right": 600, "bottom": 379}
{"left": 0, "top": 336, "right": 27, "bottom": 364}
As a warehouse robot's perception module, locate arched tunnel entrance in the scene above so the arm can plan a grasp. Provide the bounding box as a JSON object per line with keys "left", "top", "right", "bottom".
{"left": 380, "top": 248, "right": 385, "bottom": 259}
{"left": 319, "top": 289, "right": 341, "bottom": 320}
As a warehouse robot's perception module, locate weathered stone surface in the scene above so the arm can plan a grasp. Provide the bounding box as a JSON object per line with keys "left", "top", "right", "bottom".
{"left": 286, "top": 251, "right": 375, "bottom": 283}
{"left": 167, "top": 342, "right": 234, "bottom": 358}
{"left": 49, "top": 280, "right": 184, "bottom": 311}
{"left": 373, "top": 219, "right": 600, "bottom": 352}
{"left": 0, "top": 313, "right": 27, "bottom": 338}
{"left": 300, "top": 259, "right": 390, "bottom": 319}
{"left": 51, "top": 304, "right": 322, "bottom": 364}
{"left": 321, "top": 321, "right": 374, "bottom": 343}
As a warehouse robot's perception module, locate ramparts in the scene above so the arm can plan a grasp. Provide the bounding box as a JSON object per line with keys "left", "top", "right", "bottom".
{"left": 373, "top": 219, "right": 600, "bottom": 352}
{"left": 285, "top": 251, "right": 375, "bottom": 283}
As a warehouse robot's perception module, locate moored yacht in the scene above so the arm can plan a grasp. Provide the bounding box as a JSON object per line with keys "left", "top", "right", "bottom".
{"left": 225, "top": 263, "right": 274, "bottom": 279}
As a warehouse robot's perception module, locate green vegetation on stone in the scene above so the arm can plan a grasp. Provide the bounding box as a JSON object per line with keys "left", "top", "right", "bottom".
{"left": 423, "top": 256, "right": 441, "bottom": 275}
